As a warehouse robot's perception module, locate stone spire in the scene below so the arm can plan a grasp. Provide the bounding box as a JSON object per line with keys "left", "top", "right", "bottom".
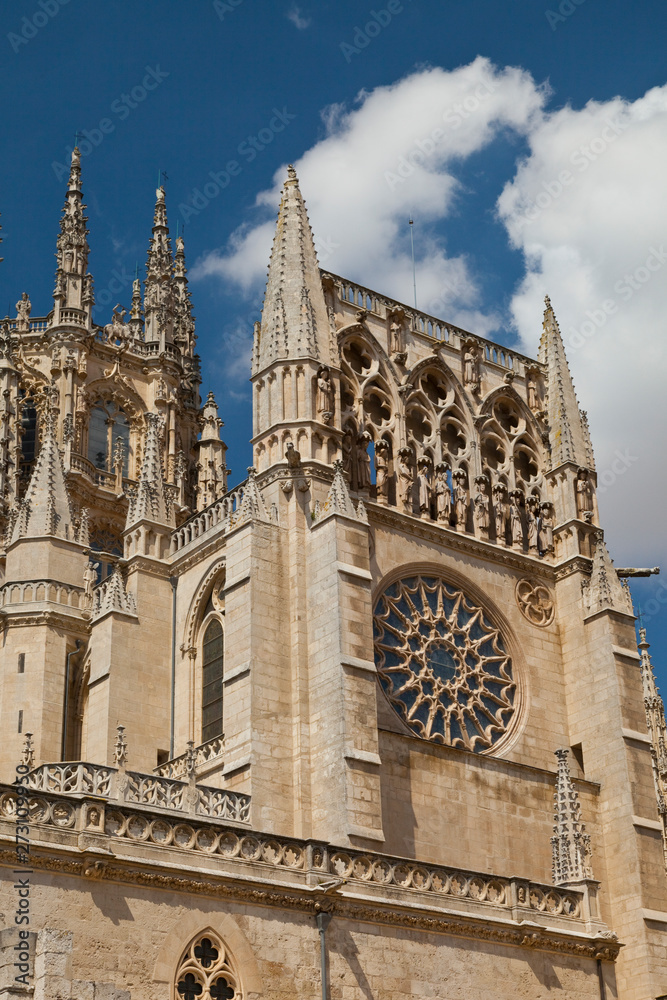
{"left": 144, "top": 187, "right": 175, "bottom": 346}
{"left": 172, "top": 235, "right": 195, "bottom": 357}
{"left": 318, "top": 460, "right": 362, "bottom": 521}
{"left": 10, "top": 391, "right": 77, "bottom": 543}
{"left": 92, "top": 564, "right": 137, "bottom": 621}
{"left": 538, "top": 296, "right": 592, "bottom": 470}
{"left": 129, "top": 274, "right": 144, "bottom": 341}
{"left": 254, "top": 165, "right": 332, "bottom": 373}
{"left": 638, "top": 628, "right": 667, "bottom": 863}
{"left": 237, "top": 467, "right": 270, "bottom": 523}
{"left": 195, "top": 391, "right": 227, "bottom": 511}
{"left": 52, "top": 148, "right": 93, "bottom": 330}
{"left": 551, "top": 748, "right": 593, "bottom": 885}
{"left": 582, "top": 530, "right": 631, "bottom": 616}
{"left": 125, "top": 412, "right": 175, "bottom": 529}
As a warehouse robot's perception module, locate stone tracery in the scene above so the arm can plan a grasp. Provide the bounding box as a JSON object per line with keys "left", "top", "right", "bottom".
{"left": 373, "top": 576, "right": 516, "bottom": 752}
{"left": 175, "top": 931, "right": 242, "bottom": 1000}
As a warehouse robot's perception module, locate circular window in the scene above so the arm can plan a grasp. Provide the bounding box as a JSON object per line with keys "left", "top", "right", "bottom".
{"left": 373, "top": 576, "right": 516, "bottom": 752}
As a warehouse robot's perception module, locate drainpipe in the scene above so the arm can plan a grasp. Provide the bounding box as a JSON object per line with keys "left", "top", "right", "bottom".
{"left": 61, "top": 640, "right": 82, "bottom": 761}
{"left": 169, "top": 576, "right": 178, "bottom": 759}
{"left": 596, "top": 959, "right": 607, "bottom": 1000}
{"left": 316, "top": 911, "right": 332, "bottom": 1000}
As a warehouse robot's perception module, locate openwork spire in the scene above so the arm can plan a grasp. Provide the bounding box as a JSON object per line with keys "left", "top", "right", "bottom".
{"left": 172, "top": 235, "right": 195, "bottom": 356}
{"left": 551, "top": 748, "right": 593, "bottom": 885}
{"left": 10, "top": 390, "right": 77, "bottom": 543}
{"left": 582, "top": 530, "right": 631, "bottom": 616}
{"left": 254, "top": 165, "right": 332, "bottom": 373}
{"left": 52, "top": 148, "right": 93, "bottom": 327}
{"left": 144, "top": 186, "right": 175, "bottom": 345}
{"left": 125, "top": 412, "right": 175, "bottom": 529}
{"left": 538, "top": 296, "right": 592, "bottom": 470}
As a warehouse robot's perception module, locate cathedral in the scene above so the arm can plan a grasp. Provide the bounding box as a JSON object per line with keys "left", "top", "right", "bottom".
{"left": 0, "top": 148, "right": 666, "bottom": 1000}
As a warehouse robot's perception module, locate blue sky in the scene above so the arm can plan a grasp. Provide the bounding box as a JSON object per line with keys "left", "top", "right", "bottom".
{"left": 1, "top": 0, "right": 666, "bottom": 676}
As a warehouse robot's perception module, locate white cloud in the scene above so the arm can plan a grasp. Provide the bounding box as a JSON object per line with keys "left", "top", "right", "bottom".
{"left": 193, "top": 57, "right": 546, "bottom": 331}
{"left": 193, "top": 59, "right": 666, "bottom": 567}
{"left": 497, "top": 85, "right": 667, "bottom": 565}
{"left": 286, "top": 5, "right": 311, "bottom": 29}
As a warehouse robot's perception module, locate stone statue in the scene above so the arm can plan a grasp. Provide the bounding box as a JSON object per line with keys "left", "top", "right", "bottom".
{"left": 390, "top": 319, "right": 402, "bottom": 355}
{"left": 16, "top": 293, "right": 31, "bottom": 332}
{"left": 492, "top": 483, "right": 509, "bottom": 544}
{"left": 538, "top": 502, "right": 554, "bottom": 553}
{"left": 316, "top": 366, "right": 335, "bottom": 424}
{"left": 356, "top": 431, "right": 372, "bottom": 490}
{"left": 463, "top": 343, "right": 480, "bottom": 390}
{"left": 527, "top": 374, "right": 538, "bottom": 411}
{"left": 473, "top": 476, "right": 490, "bottom": 536}
{"left": 342, "top": 428, "right": 356, "bottom": 488}
{"left": 104, "top": 306, "right": 130, "bottom": 346}
{"left": 285, "top": 441, "right": 301, "bottom": 469}
{"left": 83, "top": 561, "right": 99, "bottom": 607}
{"left": 576, "top": 467, "right": 594, "bottom": 519}
{"left": 509, "top": 490, "right": 524, "bottom": 547}
{"left": 417, "top": 456, "right": 433, "bottom": 517}
{"left": 526, "top": 495, "right": 539, "bottom": 551}
{"left": 453, "top": 470, "right": 469, "bottom": 530}
{"left": 434, "top": 462, "right": 451, "bottom": 523}
{"left": 374, "top": 439, "right": 390, "bottom": 503}
{"left": 397, "top": 448, "right": 414, "bottom": 511}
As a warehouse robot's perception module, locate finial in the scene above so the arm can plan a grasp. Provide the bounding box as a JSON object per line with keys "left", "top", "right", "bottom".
{"left": 544, "top": 294, "right": 551, "bottom": 309}
{"left": 21, "top": 733, "right": 35, "bottom": 769}
{"left": 113, "top": 725, "right": 128, "bottom": 767}
{"left": 287, "top": 163, "right": 297, "bottom": 180}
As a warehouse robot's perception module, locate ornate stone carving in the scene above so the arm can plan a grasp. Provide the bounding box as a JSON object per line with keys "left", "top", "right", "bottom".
{"left": 397, "top": 447, "right": 414, "bottom": 512}
{"left": 575, "top": 467, "right": 594, "bottom": 520}
{"left": 551, "top": 748, "right": 593, "bottom": 885}
{"left": 175, "top": 932, "right": 242, "bottom": 1000}
{"left": 417, "top": 456, "right": 432, "bottom": 517}
{"left": 434, "top": 462, "right": 451, "bottom": 523}
{"left": 473, "top": 475, "right": 490, "bottom": 539}
{"left": 316, "top": 365, "right": 335, "bottom": 424}
{"left": 493, "top": 483, "right": 509, "bottom": 545}
{"left": 515, "top": 579, "right": 555, "bottom": 627}
{"left": 538, "top": 502, "right": 554, "bottom": 554}
{"left": 452, "top": 469, "right": 469, "bottom": 531}
{"left": 16, "top": 292, "right": 31, "bottom": 332}
{"left": 373, "top": 576, "right": 517, "bottom": 752}
{"left": 374, "top": 438, "right": 390, "bottom": 504}
{"left": 356, "top": 431, "right": 372, "bottom": 491}
{"left": 509, "top": 489, "right": 524, "bottom": 548}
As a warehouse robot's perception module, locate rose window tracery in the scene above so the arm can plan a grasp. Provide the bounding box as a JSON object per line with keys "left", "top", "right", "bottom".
{"left": 373, "top": 576, "right": 517, "bottom": 752}
{"left": 175, "top": 933, "right": 241, "bottom": 1000}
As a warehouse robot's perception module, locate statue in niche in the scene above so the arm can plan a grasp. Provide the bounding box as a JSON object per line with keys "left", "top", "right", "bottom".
{"left": 83, "top": 561, "right": 99, "bottom": 608}
{"left": 342, "top": 428, "right": 356, "bottom": 488}
{"left": 417, "top": 456, "right": 433, "bottom": 517}
{"left": 374, "top": 439, "right": 390, "bottom": 503}
{"left": 538, "top": 502, "right": 555, "bottom": 553}
{"left": 527, "top": 373, "right": 539, "bottom": 411}
{"left": 463, "top": 343, "right": 480, "bottom": 391}
{"left": 473, "top": 476, "right": 490, "bottom": 535}
{"left": 397, "top": 448, "right": 414, "bottom": 511}
{"left": 390, "top": 319, "right": 402, "bottom": 354}
{"left": 356, "top": 431, "right": 372, "bottom": 490}
{"left": 434, "top": 462, "right": 451, "bottom": 523}
{"left": 509, "top": 489, "right": 524, "bottom": 547}
{"left": 316, "top": 366, "right": 335, "bottom": 424}
{"left": 493, "top": 483, "right": 509, "bottom": 544}
{"left": 452, "top": 470, "right": 469, "bottom": 530}
{"left": 526, "top": 495, "right": 539, "bottom": 551}
{"left": 16, "top": 293, "right": 31, "bottom": 333}
{"left": 576, "top": 467, "right": 594, "bottom": 519}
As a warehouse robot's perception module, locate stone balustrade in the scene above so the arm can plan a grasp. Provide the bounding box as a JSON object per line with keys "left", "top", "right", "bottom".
{"left": 154, "top": 735, "right": 225, "bottom": 779}
{"left": 0, "top": 579, "right": 85, "bottom": 610}
{"left": 170, "top": 482, "right": 248, "bottom": 553}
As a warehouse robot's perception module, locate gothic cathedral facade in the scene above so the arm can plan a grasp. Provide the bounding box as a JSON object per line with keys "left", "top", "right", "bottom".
{"left": 0, "top": 151, "right": 666, "bottom": 1000}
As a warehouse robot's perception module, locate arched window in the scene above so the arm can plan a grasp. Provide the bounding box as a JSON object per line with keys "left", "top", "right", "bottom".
{"left": 87, "top": 400, "right": 130, "bottom": 474}
{"left": 175, "top": 931, "right": 241, "bottom": 1000}
{"left": 202, "top": 619, "right": 223, "bottom": 743}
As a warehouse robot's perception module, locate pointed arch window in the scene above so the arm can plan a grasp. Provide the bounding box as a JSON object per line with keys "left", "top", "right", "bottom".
{"left": 175, "top": 931, "right": 241, "bottom": 1000}
{"left": 202, "top": 619, "right": 224, "bottom": 743}
{"left": 87, "top": 400, "right": 130, "bottom": 474}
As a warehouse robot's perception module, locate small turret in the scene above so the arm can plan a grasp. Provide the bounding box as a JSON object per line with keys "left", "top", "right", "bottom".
{"left": 195, "top": 392, "right": 227, "bottom": 510}
{"left": 52, "top": 148, "right": 93, "bottom": 331}
{"left": 144, "top": 187, "right": 175, "bottom": 347}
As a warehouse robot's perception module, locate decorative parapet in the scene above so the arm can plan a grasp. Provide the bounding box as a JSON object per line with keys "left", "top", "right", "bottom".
{"left": 551, "top": 748, "right": 594, "bottom": 885}
{"left": 24, "top": 760, "right": 249, "bottom": 824}
{"left": 170, "top": 472, "right": 274, "bottom": 555}
{"left": 154, "top": 735, "right": 224, "bottom": 779}
{"left": 0, "top": 579, "right": 86, "bottom": 612}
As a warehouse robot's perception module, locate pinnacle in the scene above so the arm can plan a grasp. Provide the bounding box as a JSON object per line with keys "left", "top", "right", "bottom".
{"left": 551, "top": 748, "right": 593, "bottom": 885}
{"left": 318, "top": 460, "right": 361, "bottom": 522}
{"left": 585, "top": 530, "right": 629, "bottom": 615}
{"left": 125, "top": 412, "right": 175, "bottom": 530}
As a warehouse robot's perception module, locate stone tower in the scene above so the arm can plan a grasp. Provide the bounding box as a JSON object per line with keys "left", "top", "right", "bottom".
{"left": 0, "top": 161, "right": 665, "bottom": 1000}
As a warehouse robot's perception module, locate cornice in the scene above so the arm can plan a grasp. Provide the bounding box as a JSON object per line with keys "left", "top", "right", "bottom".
{"left": 0, "top": 609, "right": 90, "bottom": 632}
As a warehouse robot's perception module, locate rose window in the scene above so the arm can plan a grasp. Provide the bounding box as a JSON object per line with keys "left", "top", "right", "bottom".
{"left": 175, "top": 933, "right": 241, "bottom": 1000}
{"left": 373, "top": 576, "right": 516, "bottom": 752}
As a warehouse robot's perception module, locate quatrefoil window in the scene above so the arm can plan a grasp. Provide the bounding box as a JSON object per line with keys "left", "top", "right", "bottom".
{"left": 175, "top": 933, "right": 241, "bottom": 1000}
{"left": 373, "top": 576, "right": 516, "bottom": 752}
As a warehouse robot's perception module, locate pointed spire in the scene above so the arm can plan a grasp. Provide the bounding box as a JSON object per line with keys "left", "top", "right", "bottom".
{"left": 236, "top": 467, "right": 270, "bottom": 524}
{"left": 638, "top": 630, "right": 667, "bottom": 846}
{"left": 129, "top": 275, "right": 144, "bottom": 340}
{"left": 538, "top": 296, "right": 592, "bottom": 470}
{"left": 10, "top": 389, "right": 76, "bottom": 543}
{"left": 583, "top": 530, "right": 631, "bottom": 616}
{"left": 125, "top": 412, "right": 175, "bottom": 529}
{"left": 196, "top": 391, "right": 227, "bottom": 510}
{"left": 318, "top": 460, "right": 361, "bottom": 521}
{"left": 551, "top": 748, "right": 593, "bottom": 885}
{"left": 52, "top": 148, "right": 92, "bottom": 329}
{"left": 92, "top": 565, "right": 137, "bottom": 620}
{"left": 255, "top": 165, "right": 332, "bottom": 373}
{"left": 172, "top": 235, "right": 196, "bottom": 356}
{"left": 144, "top": 186, "right": 175, "bottom": 345}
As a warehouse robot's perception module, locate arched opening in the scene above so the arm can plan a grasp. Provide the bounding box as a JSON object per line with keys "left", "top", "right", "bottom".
{"left": 87, "top": 400, "right": 130, "bottom": 474}
{"left": 202, "top": 618, "right": 224, "bottom": 743}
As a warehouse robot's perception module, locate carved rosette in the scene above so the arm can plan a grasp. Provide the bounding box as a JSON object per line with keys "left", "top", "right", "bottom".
{"left": 515, "top": 579, "right": 555, "bottom": 627}
{"left": 373, "top": 576, "right": 517, "bottom": 752}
